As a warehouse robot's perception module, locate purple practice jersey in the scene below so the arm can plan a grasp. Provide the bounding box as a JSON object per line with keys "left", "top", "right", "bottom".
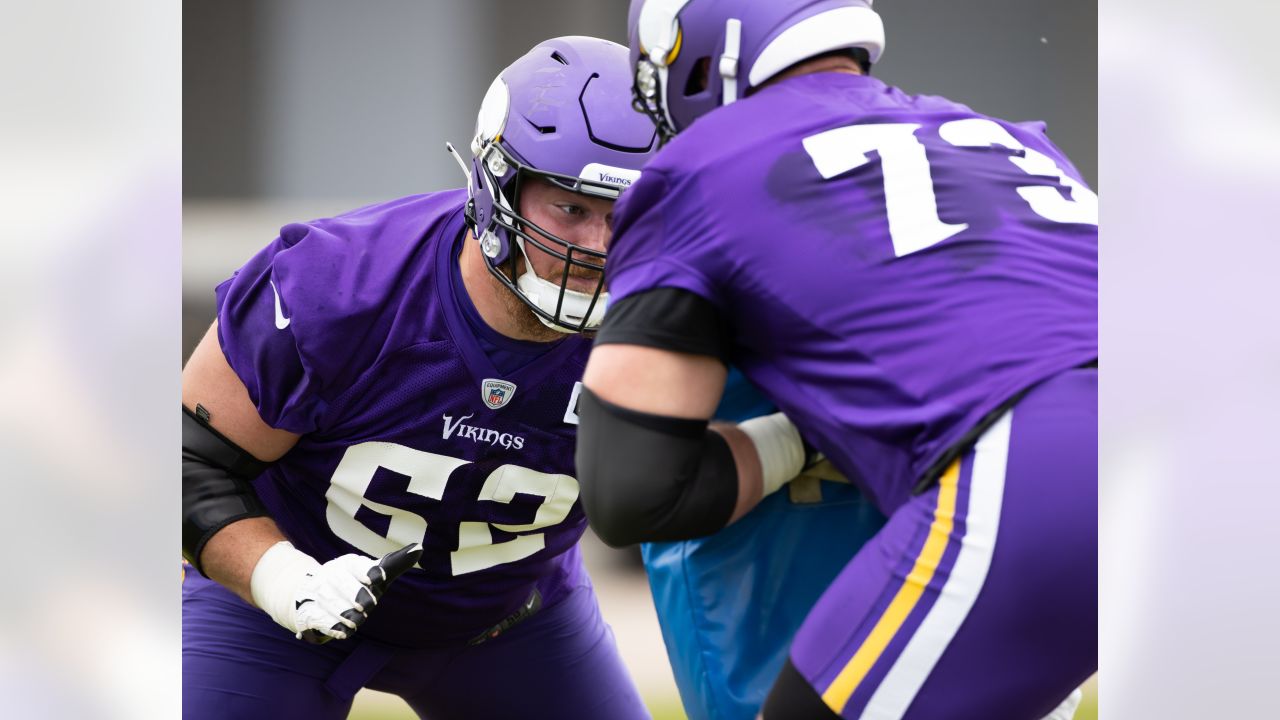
{"left": 215, "top": 191, "right": 593, "bottom": 647}
{"left": 606, "top": 73, "right": 1097, "bottom": 515}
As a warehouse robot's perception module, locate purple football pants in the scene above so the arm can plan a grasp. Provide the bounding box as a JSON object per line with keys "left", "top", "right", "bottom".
{"left": 790, "top": 367, "right": 1097, "bottom": 719}
{"left": 183, "top": 571, "right": 650, "bottom": 720}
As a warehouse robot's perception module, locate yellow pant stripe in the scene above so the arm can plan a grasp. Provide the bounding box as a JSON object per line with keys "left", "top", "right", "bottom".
{"left": 820, "top": 460, "right": 961, "bottom": 714}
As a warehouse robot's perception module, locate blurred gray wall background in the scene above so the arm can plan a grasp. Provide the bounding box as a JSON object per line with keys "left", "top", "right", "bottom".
{"left": 184, "top": 0, "right": 631, "bottom": 202}
{"left": 184, "top": 1, "right": 1095, "bottom": 200}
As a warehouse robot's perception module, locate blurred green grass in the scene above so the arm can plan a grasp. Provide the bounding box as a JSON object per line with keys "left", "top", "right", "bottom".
{"left": 352, "top": 680, "right": 1097, "bottom": 719}
{"left": 1077, "top": 681, "right": 1099, "bottom": 720}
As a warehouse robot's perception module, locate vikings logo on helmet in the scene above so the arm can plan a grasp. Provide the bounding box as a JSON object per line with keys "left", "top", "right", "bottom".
{"left": 628, "top": 0, "right": 886, "bottom": 143}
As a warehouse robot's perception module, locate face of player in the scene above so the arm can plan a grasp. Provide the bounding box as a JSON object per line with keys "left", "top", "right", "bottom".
{"left": 517, "top": 177, "right": 616, "bottom": 294}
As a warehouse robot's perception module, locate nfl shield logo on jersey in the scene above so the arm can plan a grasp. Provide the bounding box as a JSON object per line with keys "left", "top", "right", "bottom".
{"left": 481, "top": 378, "right": 517, "bottom": 410}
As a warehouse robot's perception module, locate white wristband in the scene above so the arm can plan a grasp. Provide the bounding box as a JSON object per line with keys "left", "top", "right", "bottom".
{"left": 250, "top": 541, "right": 321, "bottom": 634}
{"left": 737, "top": 412, "right": 806, "bottom": 498}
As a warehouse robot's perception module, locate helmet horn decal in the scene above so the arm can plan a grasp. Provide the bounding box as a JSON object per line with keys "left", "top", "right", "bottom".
{"left": 634, "top": 0, "right": 696, "bottom": 144}
{"left": 664, "top": 26, "right": 684, "bottom": 65}
{"left": 472, "top": 77, "right": 511, "bottom": 154}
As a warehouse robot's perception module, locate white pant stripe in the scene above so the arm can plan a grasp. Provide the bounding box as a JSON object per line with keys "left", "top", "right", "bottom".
{"left": 860, "top": 410, "right": 1013, "bottom": 719}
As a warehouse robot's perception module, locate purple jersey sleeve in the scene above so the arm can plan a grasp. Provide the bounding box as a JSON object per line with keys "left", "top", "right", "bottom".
{"left": 215, "top": 233, "right": 330, "bottom": 434}
{"left": 214, "top": 196, "right": 438, "bottom": 433}
{"left": 607, "top": 166, "right": 727, "bottom": 310}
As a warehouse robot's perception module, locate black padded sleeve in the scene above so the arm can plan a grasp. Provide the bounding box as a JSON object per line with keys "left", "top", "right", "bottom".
{"left": 595, "top": 288, "right": 732, "bottom": 362}
{"left": 575, "top": 387, "right": 738, "bottom": 547}
{"left": 182, "top": 407, "right": 272, "bottom": 573}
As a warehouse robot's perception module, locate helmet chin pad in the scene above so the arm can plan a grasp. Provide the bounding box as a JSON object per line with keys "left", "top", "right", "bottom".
{"left": 514, "top": 239, "right": 609, "bottom": 333}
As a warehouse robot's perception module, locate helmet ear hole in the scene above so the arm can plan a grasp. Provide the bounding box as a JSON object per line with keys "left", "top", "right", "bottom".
{"left": 684, "top": 56, "right": 711, "bottom": 96}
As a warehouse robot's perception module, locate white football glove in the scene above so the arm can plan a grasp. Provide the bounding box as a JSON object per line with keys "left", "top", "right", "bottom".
{"left": 250, "top": 541, "right": 422, "bottom": 643}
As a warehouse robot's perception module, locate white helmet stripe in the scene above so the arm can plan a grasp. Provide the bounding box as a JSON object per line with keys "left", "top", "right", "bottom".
{"left": 748, "top": 5, "right": 885, "bottom": 87}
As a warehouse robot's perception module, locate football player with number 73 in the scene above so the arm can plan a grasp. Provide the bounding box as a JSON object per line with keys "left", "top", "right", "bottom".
{"left": 577, "top": 1, "right": 1098, "bottom": 719}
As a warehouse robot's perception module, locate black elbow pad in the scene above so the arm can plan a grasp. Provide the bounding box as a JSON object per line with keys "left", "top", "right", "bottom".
{"left": 575, "top": 388, "right": 738, "bottom": 547}
{"left": 182, "top": 407, "right": 271, "bottom": 573}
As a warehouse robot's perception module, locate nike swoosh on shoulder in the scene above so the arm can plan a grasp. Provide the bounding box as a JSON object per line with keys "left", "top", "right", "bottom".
{"left": 269, "top": 280, "right": 291, "bottom": 329}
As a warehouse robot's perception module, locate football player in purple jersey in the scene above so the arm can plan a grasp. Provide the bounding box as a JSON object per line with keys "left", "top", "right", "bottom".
{"left": 181, "top": 37, "right": 658, "bottom": 719}
{"left": 576, "top": 2, "right": 1097, "bottom": 719}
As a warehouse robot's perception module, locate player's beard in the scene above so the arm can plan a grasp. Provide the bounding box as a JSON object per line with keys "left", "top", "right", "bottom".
{"left": 493, "top": 259, "right": 571, "bottom": 343}
{"left": 501, "top": 280, "right": 563, "bottom": 342}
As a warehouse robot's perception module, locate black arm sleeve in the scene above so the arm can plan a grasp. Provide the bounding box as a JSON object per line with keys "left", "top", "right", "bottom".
{"left": 595, "top": 287, "right": 732, "bottom": 362}
{"left": 575, "top": 387, "right": 739, "bottom": 547}
{"left": 182, "top": 406, "right": 271, "bottom": 573}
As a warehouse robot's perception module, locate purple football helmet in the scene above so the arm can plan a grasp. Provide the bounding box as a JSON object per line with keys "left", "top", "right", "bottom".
{"left": 448, "top": 36, "right": 658, "bottom": 333}
{"left": 628, "top": 0, "right": 885, "bottom": 142}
